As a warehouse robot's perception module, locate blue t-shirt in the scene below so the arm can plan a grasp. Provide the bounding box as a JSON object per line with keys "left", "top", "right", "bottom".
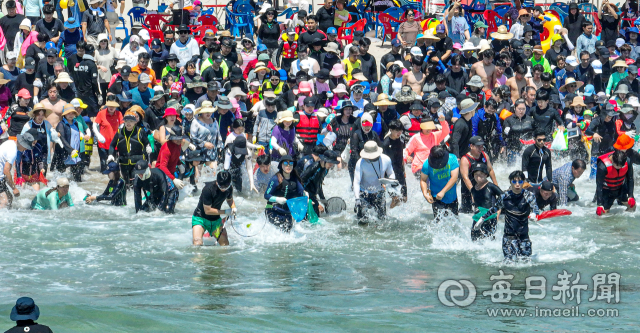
{"left": 422, "top": 154, "right": 459, "bottom": 204}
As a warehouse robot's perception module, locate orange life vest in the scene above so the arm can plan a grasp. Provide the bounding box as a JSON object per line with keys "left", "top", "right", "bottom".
{"left": 403, "top": 111, "right": 421, "bottom": 136}
{"left": 296, "top": 111, "right": 320, "bottom": 143}
{"left": 282, "top": 41, "right": 298, "bottom": 59}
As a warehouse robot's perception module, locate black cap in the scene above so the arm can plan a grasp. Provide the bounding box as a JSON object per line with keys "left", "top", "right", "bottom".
{"left": 167, "top": 53, "right": 179, "bottom": 61}
{"left": 167, "top": 125, "right": 185, "bottom": 140}
{"left": 584, "top": 95, "right": 595, "bottom": 105}
{"left": 24, "top": 57, "right": 36, "bottom": 70}
{"left": 469, "top": 136, "right": 484, "bottom": 146}
{"left": 212, "top": 53, "right": 223, "bottom": 62}
{"left": 471, "top": 162, "right": 489, "bottom": 176}
{"left": 409, "top": 100, "right": 423, "bottom": 110}
{"left": 533, "top": 5, "right": 543, "bottom": 12}
{"left": 605, "top": 39, "right": 616, "bottom": 48}
{"left": 121, "top": 65, "right": 131, "bottom": 77}
{"left": 438, "top": 90, "right": 451, "bottom": 99}
{"left": 550, "top": 94, "right": 561, "bottom": 105}
{"left": 232, "top": 135, "right": 248, "bottom": 155}
{"left": 353, "top": 31, "right": 364, "bottom": 42}
{"left": 316, "top": 68, "right": 330, "bottom": 80}
{"left": 221, "top": 39, "right": 233, "bottom": 47}
{"left": 6, "top": 0, "right": 16, "bottom": 8}
{"left": 178, "top": 24, "right": 190, "bottom": 32}
{"left": 133, "top": 160, "right": 150, "bottom": 175}
{"left": 152, "top": 38, "right": 162, "bottom": 48}
{"left": 599, "top": 47, "right": 611, "bottom": 57}
{"left": 427, "top": 98, "right": 441, "bottom": 109}
{"left": 320, "top": 150, "right": 340, "bottom": 164}
{"left": 540, "top": 180, "right": 554, "bottom": 192}
{"left": 46, "top": 49, "right": 57, "bottom": 57}
{"left": 303, "top": 96, "right": 316, "bottom": 107}
{"left": 102, "top": 161, "right": 120, "bottom": 174}
{"left": 217, "top": 170, "right": 232, "bottom": 188}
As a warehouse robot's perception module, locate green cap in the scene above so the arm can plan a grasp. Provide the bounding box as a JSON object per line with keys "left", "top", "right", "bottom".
{"left": 475, "top": 21, "right": 488, "bottom": 29}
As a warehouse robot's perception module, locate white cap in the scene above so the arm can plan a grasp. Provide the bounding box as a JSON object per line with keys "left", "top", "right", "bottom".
{"left": 361, "top": 112, "right": 374, "bottom": 125}
{"left": 616, "top": 37, "right": 626, "bottom": 48}
{"left": 139, "top": 73, "right": 151, "bottom": 84}
{"left": 565, "top": 56, "right": 578, "bottom": 67}
{"left": 138, "top": 29, "right": 150, "bottom": 40}
{"left": 410, "top": 46, "right": 423, "bottom": 57}
{"left": 592, "top": 60, "right": 603, "bottom": 74}
{"left": 323, "top": 131, "right": 337, "bottom": 147}
{"left": 57, "top": 177, "right": 70, "bottom": 187}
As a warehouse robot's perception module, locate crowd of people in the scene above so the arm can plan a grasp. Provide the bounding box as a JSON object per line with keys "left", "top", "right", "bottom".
{"left": 2, "top": 0, "right": 640, "bottom": 316}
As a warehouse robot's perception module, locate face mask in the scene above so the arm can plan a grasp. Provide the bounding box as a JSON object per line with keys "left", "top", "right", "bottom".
{"left": 235, "top": 154, "right": 243, "bottom": 159}
{"left": 625, "top": 113, "right": 634, "bottom": 120}
{"left": 141, "top": 168, "right": 151, "bottom": 181}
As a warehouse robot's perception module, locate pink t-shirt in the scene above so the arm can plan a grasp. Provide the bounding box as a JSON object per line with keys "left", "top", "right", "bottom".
{"left": 240, "top": 49, "right": 257, "bottom": 72}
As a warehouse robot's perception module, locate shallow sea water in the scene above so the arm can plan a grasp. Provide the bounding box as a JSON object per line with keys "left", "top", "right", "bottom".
{"left": 0, "top": 154, "right": 639, "bottom": 332}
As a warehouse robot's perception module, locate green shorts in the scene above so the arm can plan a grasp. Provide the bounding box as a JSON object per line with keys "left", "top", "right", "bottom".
{"left": 192, "top": 216, "right": 224, "bottom": 239}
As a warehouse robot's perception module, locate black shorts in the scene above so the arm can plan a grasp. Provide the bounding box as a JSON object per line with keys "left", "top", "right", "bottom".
{"left": 502, "top": 235, "right": 532, "bottom": 261}
{"left": 432, "top": 199, "right": 459, "bottom": 219}
{"left": 0, "top": 178, "right": 8, "bottom": 194}
{"left": 602, "top": 187, "right": 629, "bottom": 210}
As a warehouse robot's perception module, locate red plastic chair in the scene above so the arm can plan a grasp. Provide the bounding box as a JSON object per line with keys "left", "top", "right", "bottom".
{"left": 377, "top": 13, "right": 402, "bottom": 46}
{"left": 337, "top": 19, "right": 366, "bottom": 46}
{"left": 141, "top": 25, "right": 164, "bottom": 47}
{"left": 190, "top": 25, "right": 217, "bottom": 45}
{"left": 592, "top": 13, "right": 602, "bottom": 36}
{"left": 483, "top": 10, "right": 502, "bottom": 36}
{"left": 340, "top": 13, "right": 352, "bottom": 28}
{"left": 198, "top": 14, "right": 219, "bottom": 27}
{"left": 144, "top": 14, "right": 169, "bottom": 31}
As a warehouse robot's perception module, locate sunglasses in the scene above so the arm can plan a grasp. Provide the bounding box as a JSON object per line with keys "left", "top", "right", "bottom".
{"left": 282, "top": 161, "right": 294, "bottom": 166}
{"left": 511, "top": 180, "right": 524, "bottom": 184}
{"left": 179, "top": 32, "right": 189, "bottom": 35}
{"left": 536, "top": 138, "right": 546, "bottom": 142}
{"left": 568, "top": 84, "right": 577, "bottom": 88}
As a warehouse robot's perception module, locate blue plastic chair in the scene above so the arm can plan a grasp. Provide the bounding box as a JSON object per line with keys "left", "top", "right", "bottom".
{"left": 383, "top": 7, "right": 404, "bottom": 21}
{"left": 201, "top": 7, "right": 215, "bottom": 15}
{"left": 128, "top": 7, "right": 147, "bottom": 27}
{"left": 229, "top": 12, "right": 253, "bottom": 37}
{"left": 116, "top": 16, "right": 129, "bottom": 39}
{"left": 158, "top": 3, "right": 168, "bottom": 12}
{"left": 549, "top": 2, "right": 569, "bottom": 17}
{"left": 232, "top": 0, "right": 251, "bottom": 12}
{"left": 493, "top": 5, "right": 510, "bottom": 18}
{"left": 277, "top": 7, "right": 297, "bottom": 22}
{"left": 578, "top": 3, "right": 597, "bottom": 24}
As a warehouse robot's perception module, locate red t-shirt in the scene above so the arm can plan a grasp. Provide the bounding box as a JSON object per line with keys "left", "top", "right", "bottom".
{"left": 95, "top": 109, "right": 123, "bottom": 150}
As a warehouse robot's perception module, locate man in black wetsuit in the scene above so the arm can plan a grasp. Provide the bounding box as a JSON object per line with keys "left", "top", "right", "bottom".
{"left": 132, "top": 160, "right": 170, "bottom": 213}
{"left": 522, "top": 129, "right": 553, "bottom": 185}
{"left": 529, "top": 89, "right": 565, "bottom": 140}
{"left": 476, "top": 170, "right": 541, "bottom": 262}
{"left": 301, "top": 150, "right": 339, "bottom": 216}
{"left": 470, "top": 163, "right": 503, "bottom": 241}
{"left": 595, "top": 149, "right": 635, "bottom": 216}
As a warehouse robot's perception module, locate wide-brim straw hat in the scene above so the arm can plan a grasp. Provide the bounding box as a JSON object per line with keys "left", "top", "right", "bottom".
{"left": 559, "top": 78, "right": 584, "bottom": 92}
{"left": 360, "top": 140, "right": 383, "bottom": 159}
{"left": 420, "top": 119, "right": 436, "bottom": 130}
{"left": 28, "top": 103, "right": 52, "bottom": 118}
{"left": 570, "top": 96, "right": 587, "bottom": 108}
{"left": 277, "top": 110, "right": 297, "bottom": 123}
{"left": 61, "top": 103, "right": 78, "bottom": 117}
{"left": 490, "top": 25, "right": 513, "bottom": 40}
{"left": 613, "top": 59, "right": 628, "bottom": 68}
{"left": 423, "top": 30, "right": 440, "bottom": 41}
{"left": 373, "top": 93, "right": 397, "bottom": 106}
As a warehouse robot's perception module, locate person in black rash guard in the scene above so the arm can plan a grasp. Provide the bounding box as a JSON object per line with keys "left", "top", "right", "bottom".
{"left": 459, "top": 136, "right": 498, "bottom": 214}
{"left": 132, "top": 160, "right": 170, "bottom": 213}
{"left": 526, "top": 180, "right": 558, "bottom": 211}
{"left": 449, "top": 98, "right": 478, "bottom": 158}
{"left": 476, "top": 170, "right": 541, "bottom": 262}
{"left": 296, "top": 145, "right": 326, "bottom": 176}
{"left": 316, "top": 0, "right": 335, "bottom": 33}
{"left": 34, "top": 49, "right": 58, "bottom": 100}
{"left": 264, "top": 155, "right": 305, "bottom": 233}
{"left": 522, "top": 129, "right": 553, "bottom": 184}
{"left": 3, "top": 89, "right": 32, "bottom": 138}
{"left": 379, "top": 39, "right": 403, "bottom": 75}
{"left": 529, "top": 89, "right": 565, "bottom": 140}
{"left": 192, "top": 170, "right": 236, "bottom": 246}
{"left": 470, "top": 163, "right": 503, "bottom": 241}
{"left": 298, "top": 15, "right": 326, "bottom": 50}
{"left": 85, "top": 162, "right": 127, "bottom": 206}
{"left": 13, "top": 58, "right": 37, "bottom": 102}
{"left": 108, "top": 111, "right": 150, "bottom": 186}
{"left": 213, "top": 96, "right": 235, "bottom": 143}
{"left": 348, "top": 113, "right": 381, "bottom": 183}
{"left": 382, "top": 120, "right": 407, "bottom": 207}
{"left": 0, "top": 1, "right": 25, "bottom": 53}
{"left": 301, "top": 150, "right": 339, "bottom": 215}
{"left": 74, "top": 44, "right": 100, "bottom": 117}
{"left": 595, "top": 149, "right": 636, "bottom": 216}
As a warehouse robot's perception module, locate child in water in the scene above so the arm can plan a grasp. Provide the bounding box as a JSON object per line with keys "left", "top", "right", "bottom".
{"left": 85, "top": 162, "right": 127, "bottom": 206}
{"left": 470, "top": 163, "right": 503, "bottom": 241}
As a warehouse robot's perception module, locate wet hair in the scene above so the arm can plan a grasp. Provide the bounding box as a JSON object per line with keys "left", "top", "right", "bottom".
{"left": 450, "top": 55, "right": 463, "bottom": 66}
{"left": 359, "top": 37, "right": 371, "bottom": 47}
{"left": 536, "top": 89, "right": 549, "bottom": 101}
{"left": 485, "top": 98, "right": 498, "bottom": 110}
{"left": 435, "top": 73, "right": 446, "bottom": 84}
{"left": 572, "top": 159, "right": 587, "bottom": 170}
{"left": 389, "top": 64, "right": 402, "bottom": 75}
{"left": 307, "top": 14, "right": 318, "bottom": 22}
{"left": 298, "top": 44, "right": 309, "bottom": 53}
{"left": 185, "top": 60, "right": 196, "bottom": 69}
{"left": 257, "top": 154, "right": 271, "bottom": 165}
{"left": 499, "top": 53, "right": 511, "bottom": 61}
{"left": 582, "top": 21, "right": 593, "bottom": 29}
{"left": 430, "top": 144, "right": 447, "bottom": 160}
{"left": 312, "top": 145, "right": 328, "bottom": 156}
{"left": 388, "top": 119, "right": 403, "bottom": 131}
{"left": 514, "top": 98, "right": 526, "bottom": 109}
{"left": 76, "top": 40, "right": 87, "bottom": 51}
{"left": 349, "top": 45, "right": 358, "bottom": 55}
{"left": 620, "top": 44, "right": 632, "bottom": 52}
{"left": 481, "top": 49, "right": 495, "bottom": 59}
{"left": 43, "top": 4, "right": 54, "bottom": 14}
{"left": 534, "top": 128, "right": 547, "bottom": 138}
{"left": 164, "top": 29, "right": 174, "bottom": 36}
{"left": 509, "top": 170, "right": 525, "bottom": 181}
{"left": 541, "top": 72, "right": 552, "bottom": 82}
{"left": 612, "top": 149, "right": 627, "bottom": 166}
{"left": 495, "top": 59, "right": 507, "bottom": 67}
{"left": 37, "top": 32, "right": 50, "bottom": 43}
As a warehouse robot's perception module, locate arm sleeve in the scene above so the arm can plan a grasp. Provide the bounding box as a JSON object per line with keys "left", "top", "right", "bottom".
{"left": 471, "top": 113, "right": 479, "bottom": 136}
{"left": 627, "top": 161, "right": 634, "bottom": 199}
{"left": 584, "top": 117, "right": 598, "bottom": 135}
{"left": 264, "top": 175, "right": 278, "bottom": 202}
{"left": 521, "top": 146, "right": 531, "bottom": 175}
{"left": 133, "top": 178, "right": 143, "bottom": 213}
{"left": 525, "top": 190, "right": 541, "bottom": 216}
{"left": 156, "top": 144, "right": 174, "bottom": 179}
{"left": 252, "top": 113, "right": 261, "bottom": 138}
{"left": 481, "top": 192, "right": 505, "bottom": 220}
{"left": 57, "top": 122, "right": 74, "bottom": 153}
{"left": 96, "top": 179, "right": 125, "bottom": 202}
{"left": 108, "top": 134, "right": 118, "bottom": 156}
{"left": 596, "top": 161, "right": 607, "bottom": 206}
{"left": 48, "top": 192, "right": 59, "bottom": 210}
{"left": 449, "top": 124, "right": 463, "bottom": 158}
{"left": 353, "top": 159, "right": 362, "bottom": 199}
{"left": 545, "top": 151, "right": 553, "bottom": 181}
{"left": 557, "top": 174, "right": 569, "bottom": 206}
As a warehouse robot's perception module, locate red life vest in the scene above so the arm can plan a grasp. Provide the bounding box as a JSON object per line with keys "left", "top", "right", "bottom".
{"left": 403, "top": 111, "right": 421, "bottom": 136}
{"left": 296, "top": 111, "right": 320, "bottom": 143}
{"left": 598, "top": 152, "right": 628, "bottom": 190}
{"left": 282, "top": 41, "right": 298, "bottom": 59}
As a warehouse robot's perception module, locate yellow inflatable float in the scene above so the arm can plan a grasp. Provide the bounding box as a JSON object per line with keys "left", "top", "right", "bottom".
{"left": 540, "top": 11, "right": 563, "bottom": 53}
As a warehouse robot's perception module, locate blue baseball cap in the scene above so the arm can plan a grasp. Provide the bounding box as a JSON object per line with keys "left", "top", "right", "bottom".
{"left": 583, "top": 84, "right": 595, "bottom": 96}
{"left": 278, "top": 69, "right": 288, "bottom": 81}
{"left": 45, "top": 41, "right": 56, "bottom": 50}
{"left": 327, "top": 27, "right": 337, "bottom": 35}
{"left": 391, "top": 38, "right": 401, "bottom": 47}
{"left": 361, "top": 81, "right": 370, "bottom": 94}
{"left": 257, "top": 44, "right": 268, "bottom": 52}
